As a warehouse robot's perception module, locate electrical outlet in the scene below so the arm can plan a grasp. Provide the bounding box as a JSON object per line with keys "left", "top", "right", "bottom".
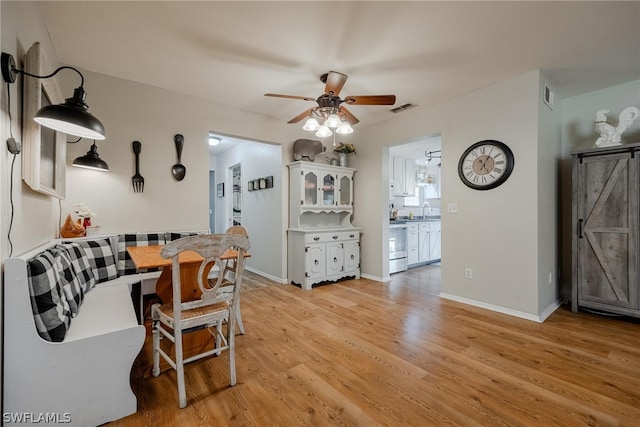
{"left": 549, "top": 272, "right": 553, "bottom": 285}
{"left": 448, "top": 203, "right": 458, "bottom": 213}
{"left": 464, "top": 268, "right": 472, "bottom": 279}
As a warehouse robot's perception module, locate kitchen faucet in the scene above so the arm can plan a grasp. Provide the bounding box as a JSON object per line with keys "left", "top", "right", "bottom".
{"left": 422, "top": 201, "right": 432, "bottom": 218}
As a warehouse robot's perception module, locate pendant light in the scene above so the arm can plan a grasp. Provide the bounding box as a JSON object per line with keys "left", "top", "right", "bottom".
{"left": 72, "top": 141, "right": 109, "bottom": 171}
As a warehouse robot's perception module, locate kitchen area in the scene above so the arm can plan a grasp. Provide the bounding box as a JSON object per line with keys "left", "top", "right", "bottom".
{"left": 389, "top": 136, "right": 442, "bottom": 274}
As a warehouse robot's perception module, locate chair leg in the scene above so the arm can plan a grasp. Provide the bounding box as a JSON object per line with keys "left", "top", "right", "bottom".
{"left": 235, "top": 306, "right": 245, "bottom": 335}
{"left": 228, "top": 315, "right": 237, "bottom": 386}
{"left": 175, "top": 328, "right": 187, "bottom": 408}
{"left": 215, "top": 320, "right": 223, "bottom": 356}
{"left": 151, "top": 305, "right": 160, "bottom": 377}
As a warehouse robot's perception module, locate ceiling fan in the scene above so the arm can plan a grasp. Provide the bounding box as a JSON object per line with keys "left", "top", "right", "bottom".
{"left": 265, "top": 71, "right": 396, "bottom": 135}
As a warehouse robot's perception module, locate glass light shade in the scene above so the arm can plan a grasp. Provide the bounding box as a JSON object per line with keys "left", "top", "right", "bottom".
{"left": 72, "top": 142, "right": 109, "bottom": 171}
{"left": 335, "top": 122, "right": 353, "bottom": 134}
{"left": 302, "top": 117, "right": 320, "bottom": 131}
{"left": 315, "top": 125, "right": 332, "bottom": 138}
{"left": 209, "top": 136, "right": 220, "bottom": 146}
{"left": 325, "top": 113, "right": 341, "bottom": 128}
{"left": 34, "top": 87, "right": 106, "bottom": 140}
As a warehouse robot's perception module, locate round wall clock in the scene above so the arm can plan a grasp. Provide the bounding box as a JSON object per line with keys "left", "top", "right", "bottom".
{"left": 457, "top": 140, "right": 514, "bottom": 190}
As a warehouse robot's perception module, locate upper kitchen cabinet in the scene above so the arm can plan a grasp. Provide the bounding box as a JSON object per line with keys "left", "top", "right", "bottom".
{"left": 391, "top": 157, "right": 416, "bottom": 197}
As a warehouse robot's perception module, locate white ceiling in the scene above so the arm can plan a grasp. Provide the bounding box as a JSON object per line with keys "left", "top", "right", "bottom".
{"left": 39, "top": 1, "right": 640, "bottom": 149}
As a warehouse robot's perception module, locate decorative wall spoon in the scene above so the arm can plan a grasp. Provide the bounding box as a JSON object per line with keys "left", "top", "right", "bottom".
{"left": 172, "top": 134, "right": 186, "bottom": 181}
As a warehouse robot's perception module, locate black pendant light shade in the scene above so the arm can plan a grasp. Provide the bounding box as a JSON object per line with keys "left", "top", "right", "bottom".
{"left": 73, "top": 142, "right": 109, "bottom": 171}
{"left": 35, "top": 87, "right": 106, "bottom": 140}
{"left": 1, "top": 51, "right": 106, "bottom": 140}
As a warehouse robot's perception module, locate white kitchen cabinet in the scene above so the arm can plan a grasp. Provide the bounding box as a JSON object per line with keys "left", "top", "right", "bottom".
{"left": 407, "top": 223, "right": 419, "bottom": 266}
{"left": 429, "top": 221, "right": 441, "bottom": 260}
{"left": 391, "top": 157, "right": 416, "bottom": 197}
{"left": 408, "top": 221, "right": 441, "bottom": 267}
{"left": 392, "top": 157, "right": 406, "bottom": 196}
{"left": 288, "top": 161, "right": 360, "bottom": 290}
{"left": 418, "top": 223, "right": 429, "bottom": 263}
{"left": 404, "top": 159, "right": 416, "bottom": 197}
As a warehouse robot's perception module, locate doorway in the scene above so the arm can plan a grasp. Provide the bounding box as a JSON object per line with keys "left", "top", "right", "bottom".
{"left": 231, "top": 164, "right": 241, "bottom": 226}
{"left": 209, "top": 171, "right": 216, "bottom": 232}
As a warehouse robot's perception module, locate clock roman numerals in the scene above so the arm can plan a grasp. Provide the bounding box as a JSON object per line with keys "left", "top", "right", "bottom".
{"left": 458, "top": 140, "right": 514, "bottom": 190}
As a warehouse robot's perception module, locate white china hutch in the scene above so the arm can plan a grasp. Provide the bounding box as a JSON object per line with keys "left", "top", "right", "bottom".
{"left": 287, "top": 161, "right": 360, "bottom": 290}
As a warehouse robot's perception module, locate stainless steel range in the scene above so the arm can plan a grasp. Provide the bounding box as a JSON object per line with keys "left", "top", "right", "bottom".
{"left": 389, "top": 223, "right": 408, "bottom": 273}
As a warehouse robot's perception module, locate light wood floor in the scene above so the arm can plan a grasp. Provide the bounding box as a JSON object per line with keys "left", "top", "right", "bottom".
{"left": 110, "top": 266, "right": 640, "bottom": 426}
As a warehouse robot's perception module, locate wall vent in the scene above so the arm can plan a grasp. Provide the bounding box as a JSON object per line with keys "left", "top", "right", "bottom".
{"left": 389, "top": 102, "right": 418, "bottom": 114}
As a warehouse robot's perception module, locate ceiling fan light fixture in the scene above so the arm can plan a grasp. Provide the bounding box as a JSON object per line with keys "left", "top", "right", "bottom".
{"left": 315, "top": 125, "right": 332, "bottom": 138}
{"left": 335, "top": 122, "right": 353, "bottom": 135}
{"left": 303, "top": 117, "right": 320, "bottom": 131}
{"left": 325, "top": 113, "right": 341, "bottom": 128}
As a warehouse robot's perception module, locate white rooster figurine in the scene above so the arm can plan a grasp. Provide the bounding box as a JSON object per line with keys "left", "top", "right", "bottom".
{"left": 594, "top": 106, "right": 640, "bottom": 147}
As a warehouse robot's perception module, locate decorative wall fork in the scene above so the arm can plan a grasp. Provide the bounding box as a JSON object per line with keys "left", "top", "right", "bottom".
{"left": 132, "top": 140, "right": 144, "bottom": 193}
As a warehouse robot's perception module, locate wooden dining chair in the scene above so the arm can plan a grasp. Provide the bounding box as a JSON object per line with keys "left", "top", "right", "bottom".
{"left": 221, "top": 226, "right": 249, "bottom": 334}
{"left": 151, "top": 233, "right": 250, "bottom": 408}
{"left": 206, "top": 226, "right": 249, "bottom": 335}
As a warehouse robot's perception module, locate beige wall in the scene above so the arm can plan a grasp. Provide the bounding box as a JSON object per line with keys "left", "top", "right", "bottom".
{"left": 354, "top": 71, "right": 556, "bottom": 320}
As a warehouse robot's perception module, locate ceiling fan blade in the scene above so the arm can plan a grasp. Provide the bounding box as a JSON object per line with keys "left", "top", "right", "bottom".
{"left": 339, "top": 106, "right": 359, "bottom": 125}
{"left": 287, "top": 108, "right": 314, "bottom": 124}
{"left": 265, "top": 93, "right": 316, "bottom": 101}
{"left": 324, "top": 71, "right": 348, "bottom": 96}
{"left": 343, "top": 95, "right": 396, "bottom": 105}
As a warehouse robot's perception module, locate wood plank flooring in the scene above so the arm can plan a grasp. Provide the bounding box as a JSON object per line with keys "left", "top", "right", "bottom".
{"left": 110, "top": 266, "right": 640, "bottom": 426}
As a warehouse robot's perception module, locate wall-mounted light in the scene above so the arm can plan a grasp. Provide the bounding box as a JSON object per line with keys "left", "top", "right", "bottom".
{"left": 1, "top": 52, "right": 105, "bottom": 140}
{"left": 72, "top": 141, "right": 109, "bottom": 171}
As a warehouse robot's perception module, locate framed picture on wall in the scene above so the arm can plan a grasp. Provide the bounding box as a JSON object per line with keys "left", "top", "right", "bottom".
{"left": 23, "top": 42, "right": 67, "bottom": 199}
{"left": 217, "top": 182, "right": 224, "bottom": 198}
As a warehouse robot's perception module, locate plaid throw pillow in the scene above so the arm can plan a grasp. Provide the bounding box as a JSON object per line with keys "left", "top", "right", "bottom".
{"left": 117, "top": 233, "right": 164, "bottom": 276}
{"left": 51, "top": 248, "right": 85, "bottom": 317}
{"left": 27, "top": 251, "right": 71, "bottom": 342}
{"left": 72, "top": 239, "right": 118, "bottom": 283}
{"left": 54, "top": 243, "right": 96, "bottom": 293}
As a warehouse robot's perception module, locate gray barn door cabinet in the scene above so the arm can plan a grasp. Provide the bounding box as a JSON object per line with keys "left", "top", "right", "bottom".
{"left": 571, "top": 142, "right": 640, "bottom": 317}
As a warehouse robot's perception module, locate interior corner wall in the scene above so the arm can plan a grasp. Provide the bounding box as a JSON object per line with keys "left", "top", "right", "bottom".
{"left": 356, "top": 70, "right": 543, "bottom": 318}
{"left": 537, "top": 74, "right": 563, "bottom": 315}
{"left": 559, "top": 79, "right": 640, "bottom": 300}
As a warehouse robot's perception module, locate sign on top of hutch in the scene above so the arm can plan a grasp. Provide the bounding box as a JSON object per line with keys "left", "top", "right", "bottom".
{"left": 287, "top": 161, "right": 361, "bottom": 290}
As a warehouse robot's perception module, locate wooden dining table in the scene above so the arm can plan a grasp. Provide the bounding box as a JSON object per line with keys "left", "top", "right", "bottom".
{"left": 127, "top": 245, "right": 249, "bottom": 373}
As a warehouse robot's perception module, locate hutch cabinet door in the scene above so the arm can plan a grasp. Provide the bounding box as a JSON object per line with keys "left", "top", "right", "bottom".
{"left": 305, "top": 244, "right": 325, "bottom": 280}
{"left": 574, "top": 150, "right": 639, "bottom": 311}
{"left": 325, "top": 242, "right": 344, "bottom": 276}
{"left": 343, "top": 241, "right": 360, "bottom": 273}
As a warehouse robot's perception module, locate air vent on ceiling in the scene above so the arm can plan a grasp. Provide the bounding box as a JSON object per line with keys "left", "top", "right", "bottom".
{"left": 389, "top": 102, "right": 418, "bottom": 114}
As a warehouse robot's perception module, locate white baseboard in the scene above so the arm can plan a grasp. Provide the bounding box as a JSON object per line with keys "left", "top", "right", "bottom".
{"left": 360, "top": 272, "right": 386, "bottom": 283}
{"left": 439, "top": 293, "right": 561, "bottom": 323}
{"left": 245, "top": 267, "right": 287, "bottom": 284}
